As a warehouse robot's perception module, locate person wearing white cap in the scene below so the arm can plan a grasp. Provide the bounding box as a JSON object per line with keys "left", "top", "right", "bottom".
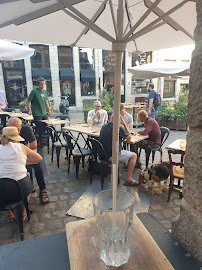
{"left": 0, "top": 127, "right": 42, "bottom": 222}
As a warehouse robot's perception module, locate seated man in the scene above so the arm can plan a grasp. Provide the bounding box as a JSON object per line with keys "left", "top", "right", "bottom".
{"left": 99, "top": 115, "right": 138, "bottom": 186}
{"left": 137, "top": 110, "right": 161, "bottom": 149}
{"left": 120, "top": 103, "right": 133, "bottom": 127}
{"left": 87, "top": 100, "right": 108, "bottom": 127}
{"left": 8, "top": 117, "right": 49, "bottom": 204}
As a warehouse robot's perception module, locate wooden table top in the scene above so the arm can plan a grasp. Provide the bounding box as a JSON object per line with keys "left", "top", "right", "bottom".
{"left": 63, "top": 125, "right": 148, "bottom": 144}
{"left": 63, "top": 124, "right": 101, "bottom": 137}
{"left": 129, "top": 133, "right": 149, "bottom": 144}
{"left": 0, "top": 111, "right": 33, "bottom": 121}
{"left": 166, "top": 139, "right": 186, "bottom": 152}
{"left": 66, "top": 214, "right": 174, "bottom": 270}
{"left": 40, "top": 119, "right": 70, "bottom": 126}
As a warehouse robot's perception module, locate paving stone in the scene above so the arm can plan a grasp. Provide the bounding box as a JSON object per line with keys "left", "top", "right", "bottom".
{"left": 59, "top": 194, "right": 69, "bottom": 201}
{"left": 53, "top": 209, "right": 67, "bottom": 218}
{"left": 48, "top": 179, "right": 57, "bottom": 183}
{"left": 173, "top": 199, "right": 182, "bottom": 206}
{"left": 30, "top": 222, "right": 45, "bottom": 233}
{"left": 46, "top": 219, "right": 64, "bottom": 230}
{"left": 38, "top": 212, "right": 52, "bottom": 221}
{"left": 150, "top": 203, "right": 163, "bottom": 211}
{"left": 70, "top": 191, "right": 85, "bottom": 199}
{"left": 48, "top": 195, "right": 59, "bottom": 202}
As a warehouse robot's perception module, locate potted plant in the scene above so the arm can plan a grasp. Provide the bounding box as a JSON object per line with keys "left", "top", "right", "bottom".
{"left": 156, "top": 92, "right": 188, "bottom": 130}
{"left": 83, "top": 104, "right": 94, "bottom": 123}
{"left": 99, "top": 89, "right": 114, "bottom": 119}
{"left": 18, "top": 98, "right": 28, "bottom": 112}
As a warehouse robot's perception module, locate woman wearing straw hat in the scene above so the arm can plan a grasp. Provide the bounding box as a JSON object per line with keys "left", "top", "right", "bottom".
{"left": 0, "top": 126, "right": 42, "bottom": 222}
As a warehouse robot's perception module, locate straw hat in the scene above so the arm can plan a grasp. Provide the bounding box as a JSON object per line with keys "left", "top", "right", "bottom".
{"left": 1, "top": 127, "right": 24, "bottom": 142}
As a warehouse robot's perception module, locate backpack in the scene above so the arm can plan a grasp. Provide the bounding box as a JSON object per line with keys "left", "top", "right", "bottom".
{"left": 153, "top": 91, "right": 161, "bottom": 108}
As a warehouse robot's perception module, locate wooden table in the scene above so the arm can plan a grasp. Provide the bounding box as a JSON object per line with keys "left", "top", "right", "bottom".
{"left": 66, "top": 213, "right": 174, "bottom": 270}
{"left": 166, "top": 139, "right": 186, "bottom": 152}
{"left": 40, "top": 119, "right": 70, "bottom": 126}
{"left": 63, "top": 124, "right": 101, "bottom": 137}
{"left": 0, "top": 111, "right": 34, "bottom": 127}
{"left": 0, "top": 213, "right": 201, "bottom": 270}
{"left": 9, "top": 112, "right": 34, "bottom": 121}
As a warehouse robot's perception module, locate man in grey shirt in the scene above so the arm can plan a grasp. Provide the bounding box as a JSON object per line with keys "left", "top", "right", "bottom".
{"left": 120, "top": 104, "right": 133, "bottom": 127}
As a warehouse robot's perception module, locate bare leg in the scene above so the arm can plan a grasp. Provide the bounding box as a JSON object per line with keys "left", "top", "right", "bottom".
{"left": 125, "top": 153, "right": 138, "bottom": 183}
{"left": 22, "top": 194, "right": 31, "bottom": 220}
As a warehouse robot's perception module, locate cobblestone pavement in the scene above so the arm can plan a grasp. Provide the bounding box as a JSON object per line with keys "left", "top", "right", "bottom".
{"left": 0, "top": 111, "right": 186, "bottom": 245}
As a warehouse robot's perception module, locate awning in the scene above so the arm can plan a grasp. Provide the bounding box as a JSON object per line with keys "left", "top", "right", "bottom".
{"left": 60, "top": 68, "right": 74, "bottom": 80}
{"left": 80, "top": 69, "right": 95, "bottom": 82}
{"left": 32, "top": 69, "right": 51, "bottom": 80}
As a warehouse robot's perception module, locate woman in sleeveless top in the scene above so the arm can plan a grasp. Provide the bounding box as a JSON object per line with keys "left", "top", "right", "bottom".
{"left": 0, "top": 127, "right": 42, "bottom": 221}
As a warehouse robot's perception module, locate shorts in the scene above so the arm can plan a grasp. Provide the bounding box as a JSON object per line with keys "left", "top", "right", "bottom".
{"left": 110, "top": 150, "right": 134, "bottom": 164}
{"left": 0, "top": 175, "right": 32, "bottom": 205}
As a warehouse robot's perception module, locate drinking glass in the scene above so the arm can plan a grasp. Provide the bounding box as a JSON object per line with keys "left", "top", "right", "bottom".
{"left": 87, "top": 118, "right": 93, "bottom": 127}
{"left": 128, "top": 124, "right": 133, "bottom": 133}
{"left": 77, "top": 121, "right": 82, "bottom": 126}
{"left": 93, "top": 190, "right": 135, "bottom": 267}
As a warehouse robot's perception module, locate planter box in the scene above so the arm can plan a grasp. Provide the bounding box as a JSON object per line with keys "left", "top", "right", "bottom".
{"left": 157, "top": 115, "right": 187, "bottom": 131}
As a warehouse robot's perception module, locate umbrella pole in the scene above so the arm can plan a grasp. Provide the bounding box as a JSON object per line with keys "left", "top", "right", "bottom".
{"left": 111, "top": 49, "right": 123, "bottom": 194}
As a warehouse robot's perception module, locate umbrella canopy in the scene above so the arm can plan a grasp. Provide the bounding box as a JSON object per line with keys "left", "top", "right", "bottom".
{"left": 0, "top": 0, "right": 196, "bottom": 52}
{"left": 0, "top": 39, "right": 35, "bottom": 61}
{"left": 0, "top": 0, "right": 196, "bottom": 208}
{"left": 128, "top": 62, "right": 190, "bottom": 79}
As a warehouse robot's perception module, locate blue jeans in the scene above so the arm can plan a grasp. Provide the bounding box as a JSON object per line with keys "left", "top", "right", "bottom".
{"left": 27, "top": 162, "right": 46, "bottom": 190}
{"left": 148, "top": 110, "right": 157, "bottom": 119}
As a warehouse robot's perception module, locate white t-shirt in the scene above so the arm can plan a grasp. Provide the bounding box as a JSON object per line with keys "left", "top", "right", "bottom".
{"left": 87, "top": 109, "right": 108, "bottom": 127}
{"left": 0, "top": 142, "right": 27, "bottom": 181}
{"left": 122, "top": 112, "right": 133, "bottom": 126}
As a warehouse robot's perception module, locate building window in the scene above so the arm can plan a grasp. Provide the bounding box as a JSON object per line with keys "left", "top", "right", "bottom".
{"left": 131, "top": 79, "right": 149, "bottom": 94}
{"left": 3, "top": 59, "right": 24, "bottom": 69}
{"left": 163, "top": 79, "right": 176, "bottom": 98}
{"left": 80, "top": 48, "right": 95, "bottom": 95}
{"left": 60, "top": 80, "right": 75, "bottom": 105}
{"left": 81, "top": 81, "right": 95, "bottom": 96}
{"left": 131, "top": 52, "right": 152, "bottom": 94}
{"left": 30, "top": 45, "right": 50, "bottom": 69}
{"left": 102, "top": 50, "right": 125, "bottom": 94}
{"left": 79, "top": 48, "right": 94, "bottom": 69}
{"left": 58, "top": 46, "right": 73, "bottom": 69}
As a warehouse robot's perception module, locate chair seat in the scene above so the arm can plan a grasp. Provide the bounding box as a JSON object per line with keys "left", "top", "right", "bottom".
{"left": 54, "top": 141, "right": 68, "bottom": 147}
{"left": 72, "top": 148, "right": 91, "bottom": 156}
{"left": 173, "top": 166, "right": 184, "bottom": 179}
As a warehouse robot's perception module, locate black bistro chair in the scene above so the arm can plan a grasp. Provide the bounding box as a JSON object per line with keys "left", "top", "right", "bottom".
{"left": 0, "top": 178, "right": 30, "bottom": 241}
{"left": 55, "top": 115, "right": 70, "bottom": 137}
{"left": 50, "top": 126, "right": 69, "bottom": 168}
{"left": 3, "top": 108, "right": 16, "bottom": 112}
{"left": 138, "top": 127, "right": 170, "bottom": 168}
{"left": 87, "top": 137, "right": 120, "bottom": 190}
{"left": 31, "top": 120, "right": 51, "bottom": 153}
{"left": 63, "top": 133, "right": 91, "bottom": 179}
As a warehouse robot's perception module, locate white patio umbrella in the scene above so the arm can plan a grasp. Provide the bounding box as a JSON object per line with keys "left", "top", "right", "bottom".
{"left": 128, "top": 62, "right": 190, "bottom": 79}
{"left": 0, "top": 0, "right": 196, "bottom": 207}
{"left": 0, "top": 39, "right": 35, "bottom": 61}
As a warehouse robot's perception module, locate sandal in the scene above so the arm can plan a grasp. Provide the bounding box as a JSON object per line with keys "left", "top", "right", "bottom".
{"left": 8, "top": 216, "right": 16, "bottom": 223}
{"left": 39, "top": 190, "right": 49, "bottom": 204}
{"left": 124, "top": 180, "right": 139, "bottom": 187}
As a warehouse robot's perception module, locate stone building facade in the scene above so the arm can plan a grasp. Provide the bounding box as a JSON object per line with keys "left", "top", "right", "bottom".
{"left": 0, "top": 40, "right": 193, "bottom": 111}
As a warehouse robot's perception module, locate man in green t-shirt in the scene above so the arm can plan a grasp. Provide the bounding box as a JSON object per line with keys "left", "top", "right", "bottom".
{"left": 27, "top": 77, "right": 52, "bottom": 120}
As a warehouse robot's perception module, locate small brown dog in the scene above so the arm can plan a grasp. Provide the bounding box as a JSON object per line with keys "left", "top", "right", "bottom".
{"left": 138, "top": 162, "right": 170, "bottom": 194}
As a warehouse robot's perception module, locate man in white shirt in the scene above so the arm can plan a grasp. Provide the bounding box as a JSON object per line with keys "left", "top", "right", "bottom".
{"left": 120, "top": 104, "right": 133, "bottom": 127}
{"left": 87, "top": 100, "right": 108, "bottom": 127}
